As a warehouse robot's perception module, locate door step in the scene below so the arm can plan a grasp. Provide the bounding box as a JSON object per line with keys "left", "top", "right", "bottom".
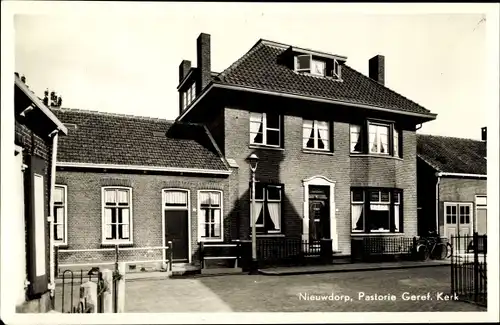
{"left": 171, "top": 263, "right": 199, "bottom": 276}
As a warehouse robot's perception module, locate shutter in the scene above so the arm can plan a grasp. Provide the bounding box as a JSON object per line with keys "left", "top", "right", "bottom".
{"left": 26, "top": 155, "right": 49, "bottom": 297}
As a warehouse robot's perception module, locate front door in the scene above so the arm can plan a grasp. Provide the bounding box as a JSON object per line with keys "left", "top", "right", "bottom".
{"left": 444, "top": 203, "right": 473, "bottom": 251}
{"left": 308, "top": 186, "right": 330, "bottom": 241}
{"left": 165, "top": 210, "right": 189, "bottom": 262}
{"left": 163, "top": 190, "right": 189, "bottom": 263}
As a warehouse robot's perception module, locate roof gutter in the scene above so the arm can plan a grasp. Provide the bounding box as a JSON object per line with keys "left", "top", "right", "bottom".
{"left": 435, "top": 172, "right": 487, "bottom": 179}
{"left": 177, "top": 81, "right": 437, "bottom": 122}
{"left": 56, "top": 161, "right": 232, "bottom": 175}
{"left": 15, "top": 77, "right": 68, "bottom": 135}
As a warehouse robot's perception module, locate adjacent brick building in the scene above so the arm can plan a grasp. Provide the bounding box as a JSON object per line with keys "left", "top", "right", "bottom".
{"left": 13, "top": 74, "right": 67, "bottom": 312}
{"left": 417, "top": 131, "right": 487, "bottom": 240}
{"left": 177, "top": 33, "right": 437, "bottom": 255}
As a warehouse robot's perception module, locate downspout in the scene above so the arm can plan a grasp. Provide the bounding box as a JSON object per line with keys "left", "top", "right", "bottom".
{"left": 435, "top": 173, "right": 441, "bottom": 235}
{"left": 48, "top": 130, "right": 59, "bottom": 300}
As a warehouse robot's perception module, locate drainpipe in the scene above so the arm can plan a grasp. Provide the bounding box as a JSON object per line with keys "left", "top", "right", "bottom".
{"left": 435, "top": 173, "right": 441, "bottom": 235}
{"left": 48, "top": 129, "right": 59, "bottom": 300}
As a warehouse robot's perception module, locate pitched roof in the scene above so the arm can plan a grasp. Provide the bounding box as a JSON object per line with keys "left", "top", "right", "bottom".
{"left": 213, "top": 40, "right": 435, "bottom": 117}
{"left": 51, "top": 108, "right": 229, "bottom": 172}
{"left": 417, "top": 134, "right": 486, "bottom": 175}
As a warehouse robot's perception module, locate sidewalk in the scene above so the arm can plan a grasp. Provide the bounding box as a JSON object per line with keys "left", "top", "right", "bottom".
{"left": 258, "top": 259, "right": 450, "bottom": 276}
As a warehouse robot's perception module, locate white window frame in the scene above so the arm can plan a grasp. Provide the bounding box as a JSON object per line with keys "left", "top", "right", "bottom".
{"left": 249, "top": 112, "right": 281, "bottom": 147}
{"left": 368, "top": 122, "right": 390, "bottom": 155}
{"left": 351, "top": 190, "right": 365, "bottom": 233}
{"left": 368, "top": 189, "right": 391, "bottom": 233}
{"left": 197, "top": 190, "right": 224, "bottom": 242}
{"left": 162, "top": 189, "right": 191, "bottom": 264}
{"left": 350, "top": 124, "right": 363, "bottom": 153}
{"left": 311, "top": 59, "right": 326, "bottom": 76}
{"left": 54, "top": 184, "right": 68, "bottom": 246}
{"left": 393, "top": 129, "right": 400, "bottom": 157}
{"left": 295, "top": 54, "right": 312, "bottom": 73}
{"left": 101, "top": 186, "right": 133, "bottom": 245}
{"left": 444, "top": 202, "right": 474, "bottom": 237}
{"left": 250, "top": 184, "right": 282, "bottom": 234}
{"left": 474, "top": 195, "right": 487, "bottom": 234}
{"left": 303, "top": 119, "right": 331, "bottom": 151}
{"left": 182, "top": 92, "right": 187, "bottom": 109}
{"left": 332, "top": 59, "right": 340, "bottom": 78}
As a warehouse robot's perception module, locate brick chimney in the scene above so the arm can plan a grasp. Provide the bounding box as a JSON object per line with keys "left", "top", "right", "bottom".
{"left": 481, "top": 127, "right": 487, "bottom": 141}
{"left": 369, "top": 55, "right": 385, "bottom": 85}
{"left": 179, "top": 60, "right": 191, "bottom": 83}
{"left": 197, "top": 33, "right": 211, "bottom": 93}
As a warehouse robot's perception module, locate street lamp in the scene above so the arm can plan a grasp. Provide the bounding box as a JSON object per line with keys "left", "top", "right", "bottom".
{"left": 247, "top": 153, "right": 259, "bottom": 274}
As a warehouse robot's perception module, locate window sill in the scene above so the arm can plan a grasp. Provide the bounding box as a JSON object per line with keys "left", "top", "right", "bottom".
{"left": 257, "top": 233, "right": 285, "bottom": 238}
{"left": 351, "top": 232, "right": 404, "bottom": 236}
{"left": 350, "top": 153, "right": 403, "bottom": 161}
{"left": 54, "top": 243, "right": 68, "bottom": 248}
{"left": 101, "top": 241, "right": 134, "bottom": 247}
{"left": 199, "top": 238, "right": 224, "bottom": 243}
{"left": 302, "top": 149, "right": 334, "bottom": 156}
{"left": 249, "top": 145, "right": 284, "bottom": 151}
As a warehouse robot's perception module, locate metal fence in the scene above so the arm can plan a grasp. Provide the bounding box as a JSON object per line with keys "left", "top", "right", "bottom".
{"left": 450, "top": 233, "right": 487, "bottom": 307}
{"left": 55, "top": 269, "right": 104, "bottom": 313}
{"left": 351, "top": 236, "right": 416, "bottom": 262}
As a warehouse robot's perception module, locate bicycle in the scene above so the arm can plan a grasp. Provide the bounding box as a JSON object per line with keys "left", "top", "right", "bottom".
{"left": 415, "top": 232, "right": 452, "bottom": 260}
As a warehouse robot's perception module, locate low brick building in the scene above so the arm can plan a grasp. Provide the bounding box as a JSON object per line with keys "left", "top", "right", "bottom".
{"left": 416, "top": 131, "right": 487, "bottom": 240}
{"left": 12, "top": 74, "right": 67, "bottom": 312}
{"left": 52, "top": 108, "right": 233, "bottom": 272}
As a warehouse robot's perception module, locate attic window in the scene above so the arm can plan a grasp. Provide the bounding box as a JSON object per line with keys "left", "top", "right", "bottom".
{"left": 294, "top": 54, "right": 341, "bottom": 79}
{"left": 63, "top": 123, "right": 78, "bottom": 131}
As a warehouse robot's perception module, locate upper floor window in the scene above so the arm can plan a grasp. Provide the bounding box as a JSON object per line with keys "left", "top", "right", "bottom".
{"left": 295, "top": 54, "right": 340, "bottom": 78}
{"left": 183, "top": 82, "right": 196, "bottom": 109}
{"left": 350, "top": 121, "right": 402, "bottom": 158}
{"left": 303, "top": 120, "right": 331, "bottom": 151}
{"left": 198, "top": 191, "right": 223, "bottom": 241}
{"left": 250, "top": 112, "right": 281, "bottom": 147}
{"left": 250, "top": 183, "right": 283, "bottom": 234}
{"left": 102, "top": 187, "right": 132, "bottom": 245}
{"left": 54, "top": 185, "right": 67, "bottom": 245}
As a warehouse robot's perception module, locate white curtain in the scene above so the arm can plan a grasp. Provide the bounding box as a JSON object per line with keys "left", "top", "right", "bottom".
{"left": 369, "top": 125, "right": 378, "bottom": 152}
{"left": 394, "top": 206, "right": 400, "bottom": 232}
{"left": 303, "top": 120, "right": 313, "bottom": 147}
{"left": 268, "top": 203, "right": 281, "bottom": 230}
{"left": 350, "top": 125, "right": 361, "bottom": 152}
{"left": 317, "top": 121, "right": 329, "bottom": 149}
{"left": 393, "top": 130, "right": 399, "bottom": 156}
{"left": 251, "top": 202, "right": 263, "bottom": 226}
{"left": 104, "top": 208, "right": 112, "bottom": 238}
{"left": 198, "top": 209, "right": 207, "bottom": 237}
{"left": 213, "top": 209, "right": 221, "bottom": 237}
{"left": 199, "top": 192, "right": 211, "bottom": 205}
{"left": 121, "top": 209, "right": 130, "bottom": 239}
{"left": 54, "top": 206, "right": 63, "bottom": 223}
{"left": 55, "top": 225, "right": 64, "bottom": 241}
{"left": 351, "top": 204, "right": 363, "bottom": 231}
{"left": 164, "top": 191, "right": 187, "bottom": 205}
{"left": 105, "top": 190, "right": 116, "bottom": 204}
{"left": 117, "top": 190, "right": 129, "bottom": 204}
{"left": 210, "top": 192, "right": 221, "bottom": 206}
{"left": 250, "top": 113, "right": 263, "bottom": 143}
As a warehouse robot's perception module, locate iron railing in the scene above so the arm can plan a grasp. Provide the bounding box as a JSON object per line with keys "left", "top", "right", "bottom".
{"left": 55, "top": 269, "right": 103, "bottom": 313}
{"left": 450, "top": 233, "right": 487, "bottom": 307}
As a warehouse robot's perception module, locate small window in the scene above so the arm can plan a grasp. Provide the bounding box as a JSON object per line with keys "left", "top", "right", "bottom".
{"left": 54, "top": 185, "right": 67, "bottom": 245}
{"left": 351, "top": 190, "right": 365, "bottom": 232}
{"left": 249, "top": 112, "right": 281, "bottom": 147}
{"left": 296, "top": 54, "right": 311, "bottom": 72}
{"left": 198, "top": 191, "right": 223, "bottom": 241}
{"left": 183, "top": 82, "right": 196, "bottom": 108}
{"left": 294, "top": 54, "right": 341, "bottom": 79}
{"left": 102, "top": 187, "right": 133, "bottom": 244}
{"left": 163, "top": 190, "right": 188, "bottom": 208}
{"left": 303, "top": 120, "right": 331, "bottom": 151}
{"left": 311, "top": 59, "right": 326, "bottom": 76}
{"left": 350, "top": 125, "right": 363, "bottom": 153}
{"left": 251, "top": 183, "right": 282, "bottom": 233}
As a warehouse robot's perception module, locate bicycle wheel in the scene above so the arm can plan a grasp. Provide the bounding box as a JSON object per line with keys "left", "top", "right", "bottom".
{"left": 434, "top": 243, "right": 447, "bottom": 260}
{"left": 416, "top": 244, "right": 429, "bottom": 261}
{"left": 446, "top": 242, "right": 453, "bottom": 258}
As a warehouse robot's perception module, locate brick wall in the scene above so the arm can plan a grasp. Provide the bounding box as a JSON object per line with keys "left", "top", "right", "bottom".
{"left": 55, "top": 170, "right": 230, "bottom": 268}
{"left": 223, "top": 107, "right": 419, "bottom": 255}
{"left": 14, "top": 120, "right": 53, "bottom": 312}
{"left": 438, "top": 177, "right": 487, "bottom": 235}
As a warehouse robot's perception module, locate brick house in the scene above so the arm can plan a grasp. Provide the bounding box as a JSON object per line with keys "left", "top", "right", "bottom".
{"left": 51, "top": 108, "right": 232, "bottom": 271}
{"left": 416, "top": 130, "right": 487, "bottom": 240}
{"left": 13, "top": 74, "right": 68, "bottom": 312}
{"left": 176, "top": 33, "right": 437, "bottom": 256}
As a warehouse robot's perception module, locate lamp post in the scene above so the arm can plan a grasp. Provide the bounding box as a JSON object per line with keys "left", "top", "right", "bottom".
{"left": 247, "top": 153, "right": 259, "bottom": 273}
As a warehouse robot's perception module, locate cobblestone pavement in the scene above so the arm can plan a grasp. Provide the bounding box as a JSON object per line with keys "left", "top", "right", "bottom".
{"left": 124, "top": 266, "right": 486, "bottom": 313}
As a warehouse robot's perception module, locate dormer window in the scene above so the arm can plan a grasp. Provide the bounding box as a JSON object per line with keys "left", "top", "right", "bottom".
{"left": 182, "top": 82, "right": 196, "bottom": 109}
{"left": 294, "top": 54, "right": 341, "bottom": 79}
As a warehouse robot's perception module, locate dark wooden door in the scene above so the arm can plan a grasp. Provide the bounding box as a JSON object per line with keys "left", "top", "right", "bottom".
{"left": 165, "top": 210, "right": 189, "bottom": 262}
{"left": 309, "top": 199, "right": 330, "bottom": 241}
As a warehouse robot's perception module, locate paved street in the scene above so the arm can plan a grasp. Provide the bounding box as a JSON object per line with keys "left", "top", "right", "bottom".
{"left": 125, "top": 266, "right": 486, "bottom": 312}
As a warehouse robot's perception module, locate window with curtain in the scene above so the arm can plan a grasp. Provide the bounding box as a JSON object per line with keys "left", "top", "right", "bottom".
{"left": 164, "top": 190, "right": 188, "bottom": 208}
{"left": 199, "top": 191, "right": 222, "bottom": 240}
{"left": 351, "top": 188, "right": 403, "bottom": 233}
{"left": 103, "top": 188, "right": 132, "bottom": 244}
{"left": 350, "top": 125, "right": 363, "bottom": 153}
{"left": 250, "top": 183, "right": 282, "bottom": 233}
{"left": 303, "top": 120, "right": 331, "bottom": 151}
{"left": 54, "top": 185, "right": 67, "bottom": 245}
{"left": 393, "top": 129, "right": 400, "bottom": 158}
{"left": 249, "top": 112, "right": 281, "bottom": 147}
{"left": 369, "top": 123, "right": 389, "bottom": 154}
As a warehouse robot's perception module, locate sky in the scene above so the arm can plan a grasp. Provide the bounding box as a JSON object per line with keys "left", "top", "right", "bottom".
{"left": 10, "top": 3, "right": 494, "bottom": 140}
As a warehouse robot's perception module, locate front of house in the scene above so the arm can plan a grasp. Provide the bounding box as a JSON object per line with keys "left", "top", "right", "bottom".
{"left": 177, "top": 33, "right": 437, "bottom": 256}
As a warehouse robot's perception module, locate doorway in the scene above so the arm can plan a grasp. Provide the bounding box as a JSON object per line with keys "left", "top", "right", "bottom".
{"left": 308, "top": 186, "right": 330, "bottom": 241}
{"left": 163, "top": 190, "right": 190, "bottom": 263}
